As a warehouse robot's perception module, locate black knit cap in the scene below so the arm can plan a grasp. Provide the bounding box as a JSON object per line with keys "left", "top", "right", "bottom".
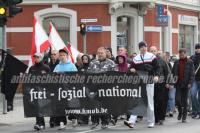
{"left": 59, "top": 49, "right": 68, "bottom": 54}
{"left": 195, "top": 43, "right": 200, "bottom": 49}
{"left": 138, "top": 41, "right": 147, "bottom": 49}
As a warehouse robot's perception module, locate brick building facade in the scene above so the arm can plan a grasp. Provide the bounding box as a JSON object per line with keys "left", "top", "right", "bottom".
{"left": 3, "top": 0, "right": 200, "bottom": 62}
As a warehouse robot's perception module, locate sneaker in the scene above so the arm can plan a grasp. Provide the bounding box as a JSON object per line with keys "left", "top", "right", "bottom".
{"left": 191, "top": 114, "right": 199, "bottom": 119}
{"left": 165, "top": 112, "right": 169, "bottom": 117}
{"left": 148, "top": 123, "right": 154, "bottom": 128}
{"left": 72, "top": 119, "right": 77, "bottom": 127}
{"left": 169, "top": 111, "right": 173, "bottom": 117}
{"left": 182, "top": 119, "right": 187, "bottom": 123}
{"left": 101, "top": 124, "right": 108, "bottom": 129}
{"left": 124, "top": 121, "right": 134, "bottom": 128}
{"left": 91, "top": 122, "right": 99, "bottom": 129}
{"left": 58, "top": 122, "right": 66, "bottom": 130}
{"left": 182, "top": 114, "right": 187, "bottom": 123}
{"left": 34, "top": 124, "right": 45, "bottom": 130}
{"left": 110, "top": 119, "right": 116, "bottom": 126}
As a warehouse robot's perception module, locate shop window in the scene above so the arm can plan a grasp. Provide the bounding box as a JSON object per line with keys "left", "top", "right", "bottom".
{"left": 179, "top": 25, "right": 194, "bottom": 55}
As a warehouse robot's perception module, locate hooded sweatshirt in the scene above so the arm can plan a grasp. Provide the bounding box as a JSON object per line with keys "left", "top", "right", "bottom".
{"left": 116, "top": 54, "right": 129, "bottom": 72}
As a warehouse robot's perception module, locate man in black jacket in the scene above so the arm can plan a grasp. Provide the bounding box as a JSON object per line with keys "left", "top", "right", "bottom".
{"left": 149, "top": 46, "right": 170, "bottom": 125}
{"left": 172, "top": 48, "right": 194, "bottom": 123}
{"left": 190, "top": 43, "right": 200, "bottom": 118}
{"left": 48, "top": 50, "right": 60, "bottom": 127}
{"left": 29, "top": 52, "right": 51, "bottom": 130}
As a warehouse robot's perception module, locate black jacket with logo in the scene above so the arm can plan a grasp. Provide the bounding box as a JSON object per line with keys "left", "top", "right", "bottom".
{"left": 29, "top": 62, "right": 51, "bottom": 74}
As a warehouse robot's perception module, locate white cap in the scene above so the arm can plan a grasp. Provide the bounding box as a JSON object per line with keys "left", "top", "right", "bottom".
{"left": 33, "top": 52, "right": 43, "bottom": 58}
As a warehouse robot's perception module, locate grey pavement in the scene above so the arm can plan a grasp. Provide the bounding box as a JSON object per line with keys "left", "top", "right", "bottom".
{"left": 0, "top": 94, "right": 200, "bottom": 133}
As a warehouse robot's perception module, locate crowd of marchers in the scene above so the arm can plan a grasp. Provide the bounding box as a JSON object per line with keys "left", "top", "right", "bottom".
{"left": 29, "top": 41, "right": 200, "bottom": 131}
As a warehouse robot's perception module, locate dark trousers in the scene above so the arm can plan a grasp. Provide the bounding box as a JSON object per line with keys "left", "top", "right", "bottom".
{"left": 50, "top": 117, "right": 60, "bottom": 126}
{"left": 176, "top": 87, "right": 189, "bottom": 117}
{"left": 36, "top": 117, "right": 45, "bottom": 126}
{"left": 154, "top": 83, "right": 168, "bottom": 123}
{"left": 56, "top": 116, "right": 67, "bottom": 125}
{"left": 91, "top": 114, "right": 110, "bottom": 125}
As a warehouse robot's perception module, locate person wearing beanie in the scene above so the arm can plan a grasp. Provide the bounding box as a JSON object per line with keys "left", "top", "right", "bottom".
{"left": 124, "top": 41, "right": 160, "bottom": 128}
{"left": 190, "top": 43, "right": 200, "bottom": 119}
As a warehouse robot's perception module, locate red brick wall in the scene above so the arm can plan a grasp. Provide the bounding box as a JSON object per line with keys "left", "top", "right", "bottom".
{"left": 145, "top": 32, "right": 160, "bottom": 50}
{"left": 61, "top": 4, "right": 111, "bottom": 53}
{"left": 60, "top": 4, "right": 111, "bottom": 26}
{"left": 6, "top": 5, "right": 51, "bottom": 55}
{"left": 170, "top": 7, "right": 198, "bottom": 54}
{"left": 7, "top": 5, "right": 51, "bottom": 27}
{"left": 6, "top": 4, "right": 111, "bottom": 55}
{"left": 144, "top": 9, "right": 157, "bottom": 27}
{"left": 144, "top": 7, "right": 199, "bottom": 54}
{"left": 7, "top": 32, "right": 32, "bottom": 55}
{"left": 170, "top": 7, "right": 199, "bottom": 28}
{"left": 172, "top": 33, "right": 178, "bottom": 54}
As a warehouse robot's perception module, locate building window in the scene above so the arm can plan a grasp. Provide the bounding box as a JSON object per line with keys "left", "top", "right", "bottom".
{"left": 179, "top": 25, "right": 195, "bottom": 55}
{"left": 43, "top": 16, "right": 70, "bottom": 44}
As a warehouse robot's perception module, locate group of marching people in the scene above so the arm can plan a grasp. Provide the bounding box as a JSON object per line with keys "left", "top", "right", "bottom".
{"left": 29, "top": 41, "right": 200, "bottom": 131}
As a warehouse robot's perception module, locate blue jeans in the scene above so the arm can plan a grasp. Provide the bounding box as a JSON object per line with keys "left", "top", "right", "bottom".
{"left": 191, "top": 81, "right": 200, "bottom": 115}
{"left": 166, "top": 87, "right": 176, "bottom": 113}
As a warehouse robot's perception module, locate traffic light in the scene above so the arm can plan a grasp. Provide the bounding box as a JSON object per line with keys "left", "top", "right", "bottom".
{"left": 7, "top": 0, "right": 23, "bottom": 17}
{"left": 80, "top": 23, "right": 86, "bottom": 35}
{"left": 0, "top": 0, "right": 7, "bottom": 18}
{"left": 0, "top": 0, "right": 7, "bottom": 26}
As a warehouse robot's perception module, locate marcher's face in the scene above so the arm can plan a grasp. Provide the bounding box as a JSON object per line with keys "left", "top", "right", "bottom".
{"left": 59, "top": 52, "right": 68, "bottom": 62}
{"left": 106, "top": 50, "right": 112, "bottom": 58}
{"left": 82, "top": 56, "right": 89, "bottom": 64}
{"left": 149, "top": 47, "right": 158, "bottom": 55}
{"left": 196, "top": 48, "right": 200, "bottom": 53}
{"left": 118, "top": 57, "right": 124, "bottom": 64}
{"left": 179, "top": 52, "right": 187, "bottom": 59}
{"left": 140, "top": 46, "right": 147, "bottom": 54}
{"left": 34, "top": 56, "right": 42, "bottom": 63}
{"left": 51, "top": 52, "right": 59, "bottom": 60}
{"left": 117, "top": 48, "right": 126, "bottom": 55}
{"left": 97, "top": 49, "right": 107, "bottom": 60}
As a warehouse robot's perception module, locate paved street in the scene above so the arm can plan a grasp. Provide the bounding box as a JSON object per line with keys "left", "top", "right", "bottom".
{"left": 0, "top": 94, "right": 200, "bottom": 133}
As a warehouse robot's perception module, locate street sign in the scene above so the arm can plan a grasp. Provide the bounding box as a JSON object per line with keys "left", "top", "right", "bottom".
{"left": 81, "top": 18, "right": 97, "bottom": 23}
{"left": 157, "top": 15, "right": 168, "bottom": 26}
{"left": 157, "top": 4, "right": 168, "bottom": 16}
{"left": 86, "top": 25, "right": 103, "bottom": 32}
{"left": 156, "top": 4, "right": 168, "bottom": 26}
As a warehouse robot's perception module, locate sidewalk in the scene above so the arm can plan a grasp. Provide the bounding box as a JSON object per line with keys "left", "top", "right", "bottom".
{"left": 0, "top": 93, "right": 34, "bottom": 125}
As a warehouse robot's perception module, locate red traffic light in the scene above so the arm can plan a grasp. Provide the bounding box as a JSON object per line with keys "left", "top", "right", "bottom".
{"left": 80, "top": 23, "right": 86, "bottom": 35}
